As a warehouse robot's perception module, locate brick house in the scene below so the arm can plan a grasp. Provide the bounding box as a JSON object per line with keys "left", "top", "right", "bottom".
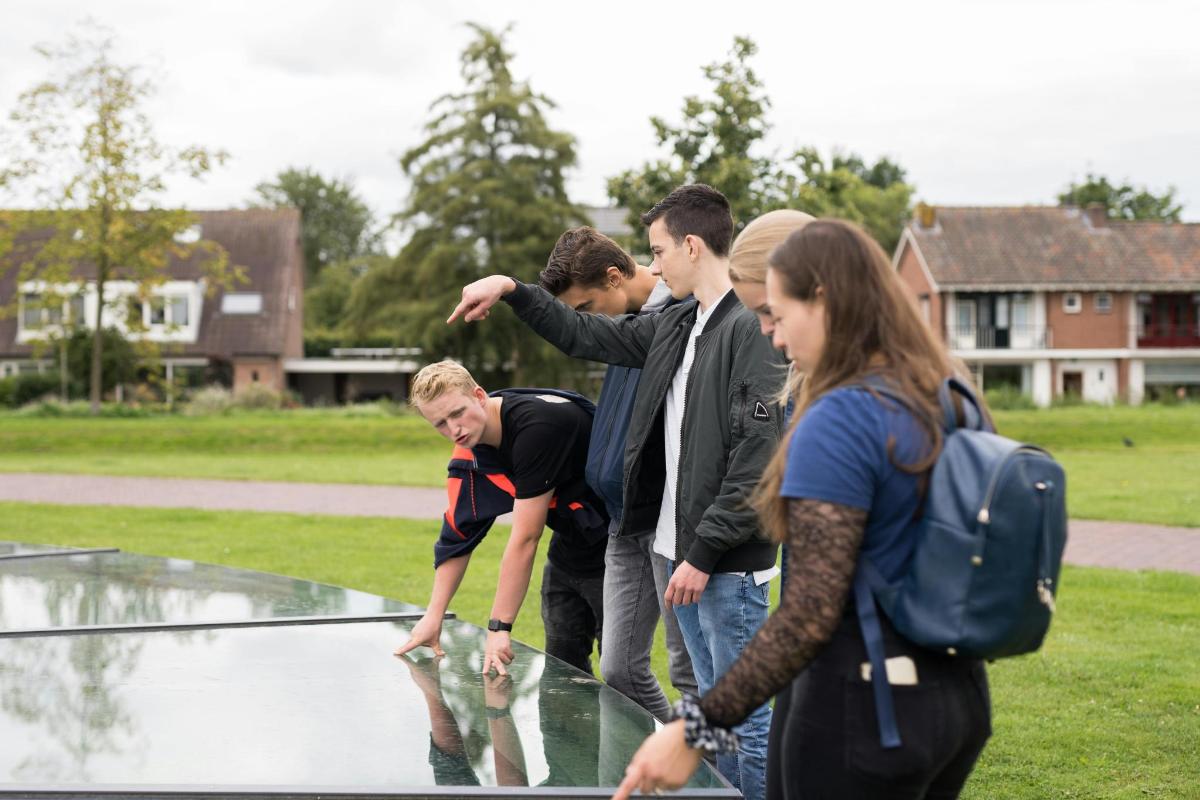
{"left": 895, "top": 205, "right": 1200, "bottom": 405}
{"left": 0, "top": 209, "right": 304, "bottom": 395}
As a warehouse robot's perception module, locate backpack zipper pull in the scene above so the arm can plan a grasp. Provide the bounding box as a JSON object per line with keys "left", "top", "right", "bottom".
{"left": 1037, "top": 578, "right": 1057, "bottom": 613}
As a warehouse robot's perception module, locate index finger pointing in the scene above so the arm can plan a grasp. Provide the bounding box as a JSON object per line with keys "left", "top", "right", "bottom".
{"left": 611, "top": 768, "right": 640, "bottom": 800}
{"left": 447, "top": 299, "right": 469, "bottom": 324}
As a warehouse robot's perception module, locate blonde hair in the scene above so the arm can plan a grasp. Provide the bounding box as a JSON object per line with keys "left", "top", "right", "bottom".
{"left": 751, "top": 220, "right": 978, "bottom": 541}
{"left": 409, "top": 360, "right": 480, "bottom": 408}
{"left": 728, "top": 209, "right": 815, "bottom": 284}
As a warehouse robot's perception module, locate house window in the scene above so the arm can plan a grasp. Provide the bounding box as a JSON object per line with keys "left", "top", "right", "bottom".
{"left": 126, "top": 296, "right": 146, "bottom": 329}
{"left": 174, "top": 224, "right": 202, "bottom": 244}
{"left": 1095, "top": 292, "right": 1113, "bottom": 314}
{"left": 149, "top": 297, "right": 167, "bottom": 325}
{"left": 69, "top": 295, "right": 85, "bottom": 325}
{"left": 918, "top": 294, "right": 931, "bottom": 324}
{"left": 222, "top": 293, "right": 263, "bottom": 314}
{"left": 19, "top": 292, "right": 83, "bottom": 331}
{"left": 170, "top": 296, "right": 189, "bottom": 326}
{"left": 21, "top": 293, "right": 44, "bottom": 329}
{"left": 1063, "top": 292, "right": 1082, "bottom": 314}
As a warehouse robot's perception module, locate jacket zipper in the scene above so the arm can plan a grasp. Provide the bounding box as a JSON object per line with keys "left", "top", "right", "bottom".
{"left": 674, "top": 331, "right": 702, "bottom": 563}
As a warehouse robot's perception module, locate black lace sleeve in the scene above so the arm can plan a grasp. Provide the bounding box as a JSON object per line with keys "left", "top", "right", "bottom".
{"left": 698, "top": 498, "right": 868, "bottom": 730}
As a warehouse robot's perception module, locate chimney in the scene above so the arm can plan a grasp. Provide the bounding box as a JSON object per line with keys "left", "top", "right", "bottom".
{"left": 1085, "top": 202, "right": 1108, "bottom": 228}
{"left": 915, "top": 202, "right": 937, "bottom": 229}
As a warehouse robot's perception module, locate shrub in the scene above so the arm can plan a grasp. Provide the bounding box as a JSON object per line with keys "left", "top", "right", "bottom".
{"left": 984, "top": 384, "right": 1037, "bottom": 411}
{"left": 182, "top": 385, "right": 233, "bottom": 416}
{"left": 0, "top": 373, "right": 62, "bottom": 408}
{"left": 231, "top": 382, "right": 283, "bottom": 411}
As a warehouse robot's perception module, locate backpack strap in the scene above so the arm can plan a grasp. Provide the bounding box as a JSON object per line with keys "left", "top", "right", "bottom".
{"left": 938, "top": 377, "right": 991, "bottom": 433}
{"left": 854, "top": 560, "right": 903, "bottom": 749}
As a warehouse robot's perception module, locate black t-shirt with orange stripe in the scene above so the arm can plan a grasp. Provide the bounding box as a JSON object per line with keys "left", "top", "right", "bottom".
{"left": 485, "top": 392, "right": 607, "bottom": 576}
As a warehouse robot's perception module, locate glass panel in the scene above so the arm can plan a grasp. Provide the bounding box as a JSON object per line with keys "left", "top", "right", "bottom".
{"left": 126, "top": 297, "right": 145, "bottom": 328}
{"left": 149, "top": 297, "right": 167, "bottom": 325}
{"left": 0, "top": 542, "right": 80, "bottom": 557}
{"left": 68, "top": 295, "right": 86, "bottom": 325}
{"left": 0, "top": 618, "right": 725, "bottom": 790}
{"left": 21, "top": 293, "right": 42, "bottom": 329}
{"left": 45, "top": 302, "right": 64, "bottom": 325}
{"left": 222, "top": 293, "right": 263, "bottom": 314}
{"left": 956, "top": 299, "right": 974, "bottom": 329}
{"left": 1012, "top": 295, "right": 1029, "bottom": 327}
{"left": 169, "top": 295, "right": 189, "bottom": 326}
{"left": 994, "top": 295, "right": 1009, "bottom": 329}
{"left": 0, "top": 551, "right": 423, "bottom": 631}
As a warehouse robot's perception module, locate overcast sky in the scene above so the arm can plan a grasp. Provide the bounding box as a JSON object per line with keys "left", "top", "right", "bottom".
{"left": 3, "top": 0, "right": 1198, "bottom": 237}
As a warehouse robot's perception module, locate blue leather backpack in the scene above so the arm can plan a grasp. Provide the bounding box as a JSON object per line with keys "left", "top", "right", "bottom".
{"left": 853, "top": 377, "right": 1068, "bottom": 748}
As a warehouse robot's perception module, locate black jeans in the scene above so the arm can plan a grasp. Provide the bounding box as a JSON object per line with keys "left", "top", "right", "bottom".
{"left": 766, "top": 612, "right": 991, "bottom": 800}
{"left": 541, "top": 559, "right": 604, "bottom": 675}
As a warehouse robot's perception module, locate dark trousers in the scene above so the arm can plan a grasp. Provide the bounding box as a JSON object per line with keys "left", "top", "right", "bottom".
{"left": 541, "top": 559, "right": 604, "bottom": 675}
{"left": 766, "top": 612, "right": 991, "bottom": 800}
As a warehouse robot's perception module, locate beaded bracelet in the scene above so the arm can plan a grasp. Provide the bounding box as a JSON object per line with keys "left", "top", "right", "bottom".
{"left": 673, "top": 695, "right": 739, "bottom": 755}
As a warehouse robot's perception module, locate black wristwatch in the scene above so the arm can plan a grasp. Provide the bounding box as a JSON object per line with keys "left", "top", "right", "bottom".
{"left": 487, "top": 618, "right": 513, "bottom": 633}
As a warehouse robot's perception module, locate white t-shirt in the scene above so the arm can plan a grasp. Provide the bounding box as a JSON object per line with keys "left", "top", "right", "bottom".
{"left": 653, "top": 290, "right": 778, "bottom": 586}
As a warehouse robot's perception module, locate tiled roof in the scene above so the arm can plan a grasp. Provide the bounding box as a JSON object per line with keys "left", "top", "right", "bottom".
{"left": 0, "top": 208, "right": 304, "bottom": 360}
{"left": 905, "top": 206, "right": 1200, "bottom": 289}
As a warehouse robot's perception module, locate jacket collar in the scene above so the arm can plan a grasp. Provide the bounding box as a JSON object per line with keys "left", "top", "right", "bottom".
{"left": 693, "top": 288, "right": 742, "bottom": 333}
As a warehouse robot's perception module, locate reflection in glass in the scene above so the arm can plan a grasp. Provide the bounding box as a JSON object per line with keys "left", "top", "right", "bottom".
{"left": 0, "top": 543, "right": 79, "bottom": 558}
{"left": 0, "top": 618, "right": 726, "bottom": 789}
{"left": 0, "top": 551, "right": 422, "bottom": 632}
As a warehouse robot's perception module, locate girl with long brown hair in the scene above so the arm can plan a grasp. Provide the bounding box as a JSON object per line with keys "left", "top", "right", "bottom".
{"left": 614, "top": 219, "right": 992, "bottom": 799}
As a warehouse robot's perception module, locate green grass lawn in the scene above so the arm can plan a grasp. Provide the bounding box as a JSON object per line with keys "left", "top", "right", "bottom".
{"left": 2, "top": 502, "right": 1197, "bottom": 798}
{"left": 0, "top": 410, "right": 450, "bottom": 486}
{"left": 1, "top": 403, "right": 1197, "bottom": 526}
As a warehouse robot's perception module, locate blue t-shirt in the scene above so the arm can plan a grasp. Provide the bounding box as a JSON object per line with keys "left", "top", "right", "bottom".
{"left": 780, "top": 387, "right": 933, "bottom": 583}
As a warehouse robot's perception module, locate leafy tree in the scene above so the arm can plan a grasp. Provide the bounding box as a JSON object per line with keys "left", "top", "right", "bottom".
{"left": 64, "top": 326, "right": 139, "bottom": 399}
{"left": 251, "top": 167, "right": 380, "bottom": 281}
{"left": 346, "top": 23, "right": 584, "bottom": 385}
{"left": 607, "top": 37, "right": 913, "bottom": 252}
{"left": 304, "top": 254, "right": 388, "bottom": 333}
{"left": 607, "top": 37, "right": 774, "bottom": 236}
{"left": 1058, "top": 173, "right": 1183, "bottom": 222}
{"left": 774, "top": 149, "right": 913, "bottom": 253}
{"left": 0, "top": 24, "right": 238, "bottom": 413}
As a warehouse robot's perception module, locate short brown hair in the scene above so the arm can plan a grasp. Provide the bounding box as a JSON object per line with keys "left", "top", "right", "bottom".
{"left": 640, "top": 184, "right": 734, "bottom": 257}
{"left": 409, "top": 360, "right": 479, "bottom": 408}
{"left": 539, "top": 226, "right": 638, "bottom": 296}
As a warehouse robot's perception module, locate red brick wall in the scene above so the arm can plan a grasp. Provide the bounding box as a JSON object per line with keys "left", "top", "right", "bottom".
{"left": 896, "top": 241, "right": 943, "bottom": 338}
{"left": 233, "top": 359, "right": 284, "bottom": 393}
{"left": 1046, "top": 291, "right": 1130, "bottom": 349}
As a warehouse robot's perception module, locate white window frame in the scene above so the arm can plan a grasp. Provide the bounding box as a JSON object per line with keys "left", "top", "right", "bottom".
{"left": 1062, "top": 292, "right": 1082, "bottom": 314}
{"left": 15, "top": 282, "right": 87, "bottom": 343}
{"left": 111, "top": 282, "right": 202, "bottom": 343}
{"left": 1094, "top": 292, "right": 1113, "bottom": 314}
{"left": 18, "top": 280, "right": 202, "bottom": 344}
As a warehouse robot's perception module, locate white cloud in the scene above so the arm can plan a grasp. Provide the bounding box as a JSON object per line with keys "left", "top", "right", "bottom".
{"left": 2, "top": 0, "right": 1197, "bottom": 225}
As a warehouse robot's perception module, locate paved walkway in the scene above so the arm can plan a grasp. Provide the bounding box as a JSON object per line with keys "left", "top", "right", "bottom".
{"left": 2, "top": 472, "right": 1197, "bottom": 575}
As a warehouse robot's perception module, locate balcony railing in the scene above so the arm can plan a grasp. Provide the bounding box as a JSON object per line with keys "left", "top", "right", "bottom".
{"left": 1136, "top": 323, "right": 1200, "bottom": 348}
{"left": 949, "top": 325, "right": 1049, "bottom": 351}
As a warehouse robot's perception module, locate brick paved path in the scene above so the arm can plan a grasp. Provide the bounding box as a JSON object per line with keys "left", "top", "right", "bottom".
{"left": 1, "top": 472, "right": 1196, "bottom": 575}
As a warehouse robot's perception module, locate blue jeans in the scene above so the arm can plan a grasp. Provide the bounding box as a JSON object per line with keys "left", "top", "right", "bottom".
{"left": 669, "top": 563, "right": 772, "bottom": 800}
